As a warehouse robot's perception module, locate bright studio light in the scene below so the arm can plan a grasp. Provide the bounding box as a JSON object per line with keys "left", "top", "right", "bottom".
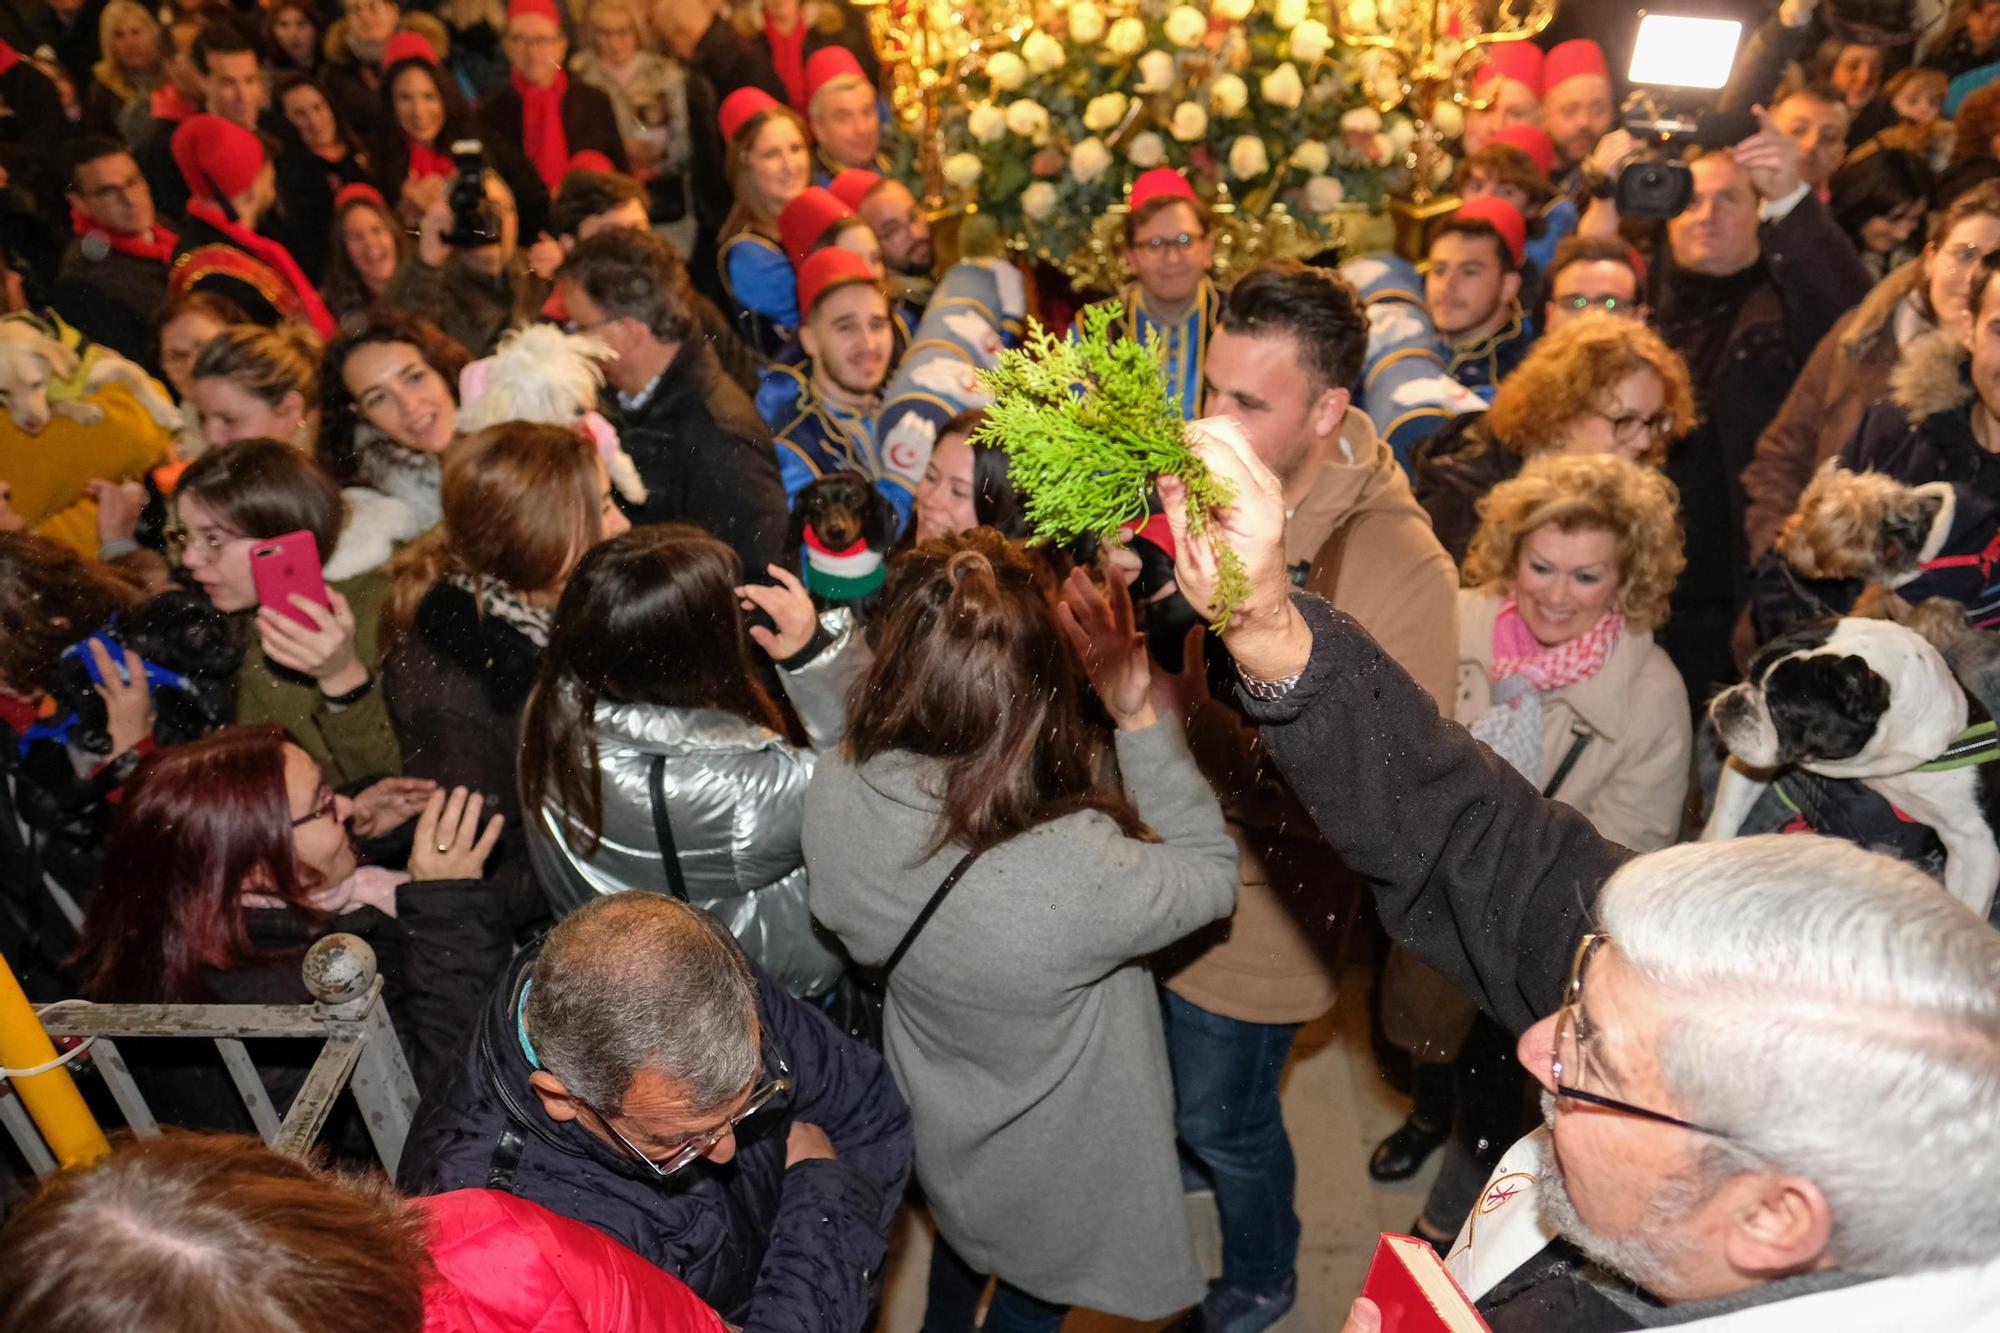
{"left": 1627, "top": 15, "right": 1744, "bottom": 91}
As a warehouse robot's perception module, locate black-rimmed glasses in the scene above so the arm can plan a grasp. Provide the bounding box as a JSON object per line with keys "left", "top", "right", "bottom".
{"left": 1550, "top": 932, "right": 1732, "bottom": 1139}
{"left": 290, "top": 785, "right": 339, "bottom": 827}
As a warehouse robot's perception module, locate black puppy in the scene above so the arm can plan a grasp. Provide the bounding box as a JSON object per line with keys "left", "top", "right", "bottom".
{"left": 33, "top": 590, "right": 241, "bottom": 755}
{"left": 788, "top": 472, "right": 898, "bottom": 619}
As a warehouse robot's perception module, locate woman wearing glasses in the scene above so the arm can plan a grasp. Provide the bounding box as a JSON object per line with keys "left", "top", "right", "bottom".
{"left": 70, "top": 723, "right": 509, "bottom": 1138}
{"left": 1413, "top": 311, "right": 1694, "bottom": 563}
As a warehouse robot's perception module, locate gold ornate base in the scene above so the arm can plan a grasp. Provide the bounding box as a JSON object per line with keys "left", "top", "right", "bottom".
{"left": 1389, "top": 192, "right": 1462, "bottom": 263}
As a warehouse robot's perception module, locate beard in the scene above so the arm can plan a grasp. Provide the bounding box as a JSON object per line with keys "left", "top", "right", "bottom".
{"left": 1533, "top": 1093, "right": 1713, "bottom": 1299}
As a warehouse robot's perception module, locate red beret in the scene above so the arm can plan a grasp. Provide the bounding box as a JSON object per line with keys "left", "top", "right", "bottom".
{"left": 1129, "top": 167, "right": 1197, "bottom": 212}
{"left": 796, "top": 247, "right": 879, "bottom": 320}
{"left": 780, "top": 187, "right": 856, "bottom": 266}
{"left": 171, "top": 113, "right": 266, "bottom": 203}
{"left": 829, "top": 167, "right": 886, "bottom": 211}
{"left": 508, "top": 0, "right": 562, "bottom": 27}
{"left": 1475, "top": 40, "right": 1544, "bottom": 96}
{"left": 334, "top": 181, "right": 388, "bottom": 213}
{"left": 1452, "top": 195, "right": 1526, "bottom": 267}
{"left": 1544, "top": 39, "right": 1609, "bottom": 91}
{"left": 567, "top": 149, "right": 617, "bottom": 175}
{"left": 381, "top": 29, "right": 439, "bottom": 68}
{"left": 805, "top": 46, "right": 867, "bottom": 104}
{"left": 1485, "top": 124, "right": 1555, "bottom": 178}
{"left": 720, "top": 86, "right": 780, "bottom": 145}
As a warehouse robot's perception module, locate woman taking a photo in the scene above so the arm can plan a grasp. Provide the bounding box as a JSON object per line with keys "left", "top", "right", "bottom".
{"left": 715, "top": 88, "right": 812, "bottom": 359}
{"left": 806, "top": 531, "right": 1237, "bottom": 1332}
{"left": 521, "top": 525, "right": 854, "bottom": 1000}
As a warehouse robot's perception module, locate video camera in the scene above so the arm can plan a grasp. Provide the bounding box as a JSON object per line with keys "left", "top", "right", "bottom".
{"left": 1600, "top": 15, "right": 1752, "bottom": 220}
{"left": 442, "top": 138, "right": 501, "bottom": 248}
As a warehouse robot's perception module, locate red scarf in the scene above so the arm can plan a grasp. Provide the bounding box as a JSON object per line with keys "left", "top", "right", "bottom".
{"left": 69, "top": 204, "right": 178, "bottom": 264}
{"left": 185, "top": 197, "right": 337, "bottom": 340}
{"left": 149, "top": 83, "right": 197, "bottom": 123}
{"left": 766, "top": 16, "right": 808, "bottom": 109}
{"left": 1487, "top": 596, "right": 1623, "bottom": 691}
{"left": 406, "top": 135, "right": 454, "bottom": 181}
{"left": 0, "top": 38, "right": 20, "bottom": 77}
{"left": 513, "top": 68, "right": 571, "bottom": 191}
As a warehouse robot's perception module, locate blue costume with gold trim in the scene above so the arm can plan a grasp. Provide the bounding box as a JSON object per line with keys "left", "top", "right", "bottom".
{"left": 1083, "top": 279, "right": 1221, "bottom": 420}
{"left": 1446, "top": 305, "right": 1536, "bottom": 404}
{"left": 719, "top": 230, "right": 798, "bottom": 361}
{"left": 758, "top": 359, "right": 914, "bottom": 530}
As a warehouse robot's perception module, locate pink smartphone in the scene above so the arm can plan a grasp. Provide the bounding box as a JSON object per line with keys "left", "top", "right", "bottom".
{"left": 250, "top": 530, "right": 331, "bottom": 628}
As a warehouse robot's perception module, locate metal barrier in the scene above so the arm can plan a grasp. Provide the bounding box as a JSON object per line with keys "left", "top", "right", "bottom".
{"left": 0, "top": 933, "right": 419, "bottom": 1175}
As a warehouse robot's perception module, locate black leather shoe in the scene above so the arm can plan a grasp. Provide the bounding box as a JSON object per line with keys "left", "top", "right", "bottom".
{"left": 1368, "top": 1117, "right": 1448, "bottom": 1181}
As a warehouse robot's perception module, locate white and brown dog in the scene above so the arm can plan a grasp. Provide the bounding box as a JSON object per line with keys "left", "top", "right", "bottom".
{"left": 1704, "top": 617, "right": 2000, "bottom": 917}
{"left": 0, "top": 319, "right": 179, "bottom": 435}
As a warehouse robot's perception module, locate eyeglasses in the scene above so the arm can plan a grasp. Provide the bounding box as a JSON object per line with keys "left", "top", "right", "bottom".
{"left": 1938, "top": 241, "right": 1998, "bottom": 274}
{"left": 584, "top": 1040, "right": 793, "bottom": 1178}
{"left": 1550, "top": 933, "right": 1732, "bottom": 1138}
{"left": 1593, "top": 408, "right": 1674, "bottom": 445}
{"left": 1135, "top": 232, "right": 1204, "bottom": 254}
{"left": 164, "top": 524, "right": 247, "bottom": 556}
{"left": 1555, "top": 294, "right": 1635, "bottom": 315}
{"left": 78, "top": 176, "right": 147, "bottom": 201}
{"left": 505, "top": 30, "right": 564, "bottom": 48}
{"left": 291, "top": 785, "right": 339, "bottom": 827}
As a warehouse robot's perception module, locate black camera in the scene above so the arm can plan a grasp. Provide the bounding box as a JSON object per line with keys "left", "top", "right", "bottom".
{"left": 1607, "top": 99, "right": 1759, "bottom": 219}
{"left": 442, "top": 138, "right": 500, "bottom": 248}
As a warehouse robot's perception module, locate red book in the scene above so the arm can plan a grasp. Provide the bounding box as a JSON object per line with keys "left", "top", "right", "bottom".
{"left": 1360, "top": 1233, "right": 1493, "bottom": 1333}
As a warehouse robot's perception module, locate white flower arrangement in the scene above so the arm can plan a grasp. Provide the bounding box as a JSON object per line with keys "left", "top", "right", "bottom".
{"left": 1228, "top": 135, "right": 1270, "bottom": 179}
{"left": 1022, "top": 180, "right": 1059, "bottom": 219}
{"left": 1210, "top": 73, "right": 1249, "bottom": 117}
{"left": 1169, "top": 100, "right": 1209, "bottom": 142}
{"left": 1070, "top": 135, "right": 1113, "bottom": 183}
{"left": 1083, "top": 91, "right": 1129, "bottom": 133}
{"left": 1067, "top": 1, "right": 1106, "bottom": 44}
{"left": 1004, "top": 98, "right": 1051, "bottom": 140}
{"left": 1163, "top": 5, "right": 1209, "bottom": 48}
{"left": 986, "top": 51, "right": 1027, "bottom": 91}
{"left": 1259, "top": 61, "right": 1303, "bottom": 110}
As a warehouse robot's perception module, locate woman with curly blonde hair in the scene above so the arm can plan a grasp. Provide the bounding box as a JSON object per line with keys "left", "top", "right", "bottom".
{"left": 1374, "top": 452, "right": 1693, "bottom": 1242}
{"left": 1413, "top": 310, "right": 1696, "bottom": 561}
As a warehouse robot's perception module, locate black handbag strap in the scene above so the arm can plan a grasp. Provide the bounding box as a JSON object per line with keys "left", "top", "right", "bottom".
{"left": 1542, "top": 724, "right": 1594, "bottom": 801}
{"left": 648, "top": 754, "right": 690, "bottom": 901}
{"left": 881, "top": 847, "right": 983, "bottom": 977}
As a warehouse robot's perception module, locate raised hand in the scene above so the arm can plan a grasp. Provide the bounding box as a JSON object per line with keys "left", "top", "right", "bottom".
{"left": 737, "top": 564, "right": 822, "bottom": 660}
{"left": 407, "top": 786, "right": 504, "bottom": 883}
{"left": 1057, "top": 565, "right": 1155, "bottom": 730}
{"left": 348, "top": 776, "right": 440, "bottom": 838}
{"left": 256, "top": 589, "right": 367, "bottom": 697}
{"left": 1731, "top": 105, "right": 1803, "bottom": 204}
{"left": 86, "top": 638, "right": 154, "bottom": 757}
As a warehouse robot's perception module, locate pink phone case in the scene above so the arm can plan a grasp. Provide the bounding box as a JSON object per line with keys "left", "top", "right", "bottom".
{"left": 250, "top": 530, "right": 331, "bottom": 628}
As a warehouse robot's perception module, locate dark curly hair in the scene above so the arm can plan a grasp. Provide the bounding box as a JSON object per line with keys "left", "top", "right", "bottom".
{"left": 317, "top": 309, "right": 468, "bottom": 484}
{"left": 1217, "top": 258, "right": 1369, "bottom": 394}
{"left": 553, "top": 226, "right": 697, "bottom": 345}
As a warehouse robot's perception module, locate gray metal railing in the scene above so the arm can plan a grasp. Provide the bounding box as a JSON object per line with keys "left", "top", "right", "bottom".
{"left": 0, "top": 933, "right": 419, "bottom": 1174}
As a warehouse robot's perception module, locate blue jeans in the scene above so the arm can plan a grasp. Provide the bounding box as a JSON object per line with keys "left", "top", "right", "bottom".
{"left": 1161, "top": 987, "right": 1302, "bottom": 1294}
{"left": 921, "top": 1236, "right": 1069, "bottom": 1333}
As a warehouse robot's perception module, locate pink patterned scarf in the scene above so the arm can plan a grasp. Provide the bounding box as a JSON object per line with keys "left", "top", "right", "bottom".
{"left": 1469, "top": 597, "right": 1622, "bottom": 788}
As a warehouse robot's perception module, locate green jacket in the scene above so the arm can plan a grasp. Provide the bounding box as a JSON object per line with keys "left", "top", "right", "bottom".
{"left": 236, "top": 567, "right": 403, "bottom": 785}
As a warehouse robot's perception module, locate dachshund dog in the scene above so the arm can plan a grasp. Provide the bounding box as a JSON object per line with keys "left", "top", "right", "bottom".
{"left": 786, "top": 472, "right": 898, "bottom": 619}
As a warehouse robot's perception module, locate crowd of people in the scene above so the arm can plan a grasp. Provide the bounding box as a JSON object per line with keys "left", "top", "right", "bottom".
{"left": 0, "top": 1, "right": 1998, "bottom": 1332}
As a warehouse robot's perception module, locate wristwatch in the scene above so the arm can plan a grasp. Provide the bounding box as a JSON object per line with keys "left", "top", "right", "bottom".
{"left": 1237, "top": 665, "right": 1304, "bottom": 702}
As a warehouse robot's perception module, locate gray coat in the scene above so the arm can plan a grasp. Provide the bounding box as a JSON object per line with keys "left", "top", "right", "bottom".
{"left": 528, "top": 618, "right": 864, "bottom": 998}
{"left": 803, "top": 719, "right": 1237, "bottom": 1317}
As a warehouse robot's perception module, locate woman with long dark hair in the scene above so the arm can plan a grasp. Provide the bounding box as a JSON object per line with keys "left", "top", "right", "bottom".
{"left": 1829, "top": 147, "right": 1934, "bottom": 283}
{"left": 321, "top": 183, "right": 411, "bottom": 320}
{"left": 804, "top": 530, "right": 1236, "bottom": 1331}
{"left": 374, "top": 43, "right": 548, "bottom": 238}
{"left": 520, "top": 524, "right": 855, "bottom": 998}
{"left": 321, "top": 309, "right": 469, "bottom": 531}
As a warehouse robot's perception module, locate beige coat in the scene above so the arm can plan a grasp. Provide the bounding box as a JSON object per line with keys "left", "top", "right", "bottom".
{"left": 1164, "top": 412, "right": 1459, "bottom": 1025}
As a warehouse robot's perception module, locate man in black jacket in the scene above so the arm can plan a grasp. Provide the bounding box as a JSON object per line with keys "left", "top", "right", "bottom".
{"left": 53, "top": 138, "right": 174, "bottom": 372}
{"left": 479, "top": 0, "right": 628, "bottom": 195}
{"left": 1146, "top": 419, "right": 2000, "bottom": 1333}
{"left": 399, "top": 893, "right": 912, "bottom": 1332}
{"left": 555, "top": 226, "right": 789, "bottom": 575}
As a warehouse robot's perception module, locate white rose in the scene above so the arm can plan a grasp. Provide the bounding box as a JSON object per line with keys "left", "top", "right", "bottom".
{"left": 1083, "top": 91, "right": 1129, "bottom": 133}
{"left": 1126, "top": 129, "right": 1166, "bottom": 166}
{"left": 1289, "top": 18, "right": 1331, "bottom": 62}
{"left": 1259, "top": 61, "right": 1303, "bottom": 110}
{"left": 1213, "top": 0, "right": 1255, "bottom": 19}
{"left": 1340, "top": 105, "right": 1382, "bottom": 135}
{"left": 1136, "top": 48, "right": 1177, "bottom": 92}
{"left": 1068, "top": 1, "right": 1106, "bottom": 44}
{"left": 1271, "top": 0, "right": 1307, "bottom": 31}
{"left": 967, "top": 100, "right": 1007, "bottom": 144}
{"left": 1070, "top": 135, "right": 1113, "bottom": 183}
{"left": 1292, "top": 138, "right": 1330, "bottom": 173}
{"left": 1004, "top": 98, "right": 1050, "bottom": 140}
{"left": 1021, "top": 30, "right": 1066, "bottom": 75}
{"left": 1210, "top": 73, "right": 1248, "bottom": 117}
{"left": 1105, "top": 16, "right": 1148, "bottom": 56}
{"left": 1303, "top": 173, "right": 1345, "bottom": 213}
{"left": 1386, "top": 117, "right": 1416, "bottom": 154}
{"left": 1227, "top": 134, "right": 1270, "bottom": 179}
{"left": 1169, "top": 100, "right": 1208, "bottom": 142}
{"left": 1022, "top": 181, "right": 1059, "bottom": 220}
{"left": 1163, "top": 4, "right": 1208, "bottom": 47}
{"left": 1371, "top": 131, "right": 1395, "bottom": 164}
{"left": 943, "top": 152, "right": 984, "bottom": 188}
{"left": 1430, "top": 100, "right": 1464, "bottom": 139}
{"left": 1345, "top": 0, "right": 1377, "bottom": 28}
{"left": 986, "top": 51, "right": 1027, "bottom": 91}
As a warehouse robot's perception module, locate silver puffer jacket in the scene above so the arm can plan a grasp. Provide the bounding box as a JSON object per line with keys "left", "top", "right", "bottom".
{"left": 528, "top": 614, "right": 865, "bottom": 998}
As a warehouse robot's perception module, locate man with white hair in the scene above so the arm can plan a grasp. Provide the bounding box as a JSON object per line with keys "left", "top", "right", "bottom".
{"left": 1143, "top": 419, "right": 2000, "bottom": 1332}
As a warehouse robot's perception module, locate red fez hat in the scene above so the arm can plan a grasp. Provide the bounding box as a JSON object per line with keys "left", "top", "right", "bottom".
{"left": 1486, "top": 124, "right": 1555, "bottom": 178}
{"left": 1453, "top": 195, "right": 1526, "bottom": 267}
{"left": 381, "top": 29, "right": 439, "bottom": 67}
{"left": 1475, "top": 40, "right": 1544, "bottom": 95}
{"left": 508, "top": 0, "right": 562, "bottom": 26}
{"left": 829, "top": 167, "right": 885, "bottom": 212}
{"left": 1544, "top": 39, "right": 1609, "bottom": 90}
{"left": 567, "top": 149, "right": 617, "bottom": 175}
{"left": 720, "top": 86, "right": 780, "bottom": 144}
{"left": 334, "top": 181, "right": 388, "bottom": 213}
{"left": 1129, "top": 167, "right": 1197, "bottom": 211}
{"left": 171, "top": 113, "right": 266, "bottom": 203}
{"left": 796, "top": 247, "right": 879, "bottom": 319}
{"left": 780, "top": 187, "right": 856, "bottom": 267}
{"left": 805, "top": 46, "right": 867, "bottom": 104}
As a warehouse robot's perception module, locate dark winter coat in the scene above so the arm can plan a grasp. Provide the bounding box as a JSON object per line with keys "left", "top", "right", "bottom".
{"left": 396, "top": 944, "right": 913, "bottom": 1332}
{"left": 51, "top": 239, "right": 170, "bottom": 372}
{"left": 1840, "top": 329, "right": 2000, "bottom": 499}
{"left": 1410, "top": 411, "right": 1519, "bottom": 564}
{"left": 477, "top": 79, "right": 630, "bottom": 180}
{"left": 605, "top": 343, "right": 789, "bottom": 577}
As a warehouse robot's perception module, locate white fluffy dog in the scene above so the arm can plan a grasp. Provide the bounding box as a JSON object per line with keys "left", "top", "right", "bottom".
{"left": 0, "top": 321, "right": 180, "bottom": 435}
{"left": 456, "top": 324, "right": 647, "bottom": 505}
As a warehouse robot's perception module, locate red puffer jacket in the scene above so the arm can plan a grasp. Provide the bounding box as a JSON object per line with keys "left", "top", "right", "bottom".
{"left": 419, "top": 1190, "right": 731, "bottom": 1333}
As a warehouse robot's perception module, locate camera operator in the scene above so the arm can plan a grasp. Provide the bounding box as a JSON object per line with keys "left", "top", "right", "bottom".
{"left": 383, "top": 166, "right": 545, "bottom": 357}
{"left": 1579, "top": 107, "right": 1868, "bottom": 710}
